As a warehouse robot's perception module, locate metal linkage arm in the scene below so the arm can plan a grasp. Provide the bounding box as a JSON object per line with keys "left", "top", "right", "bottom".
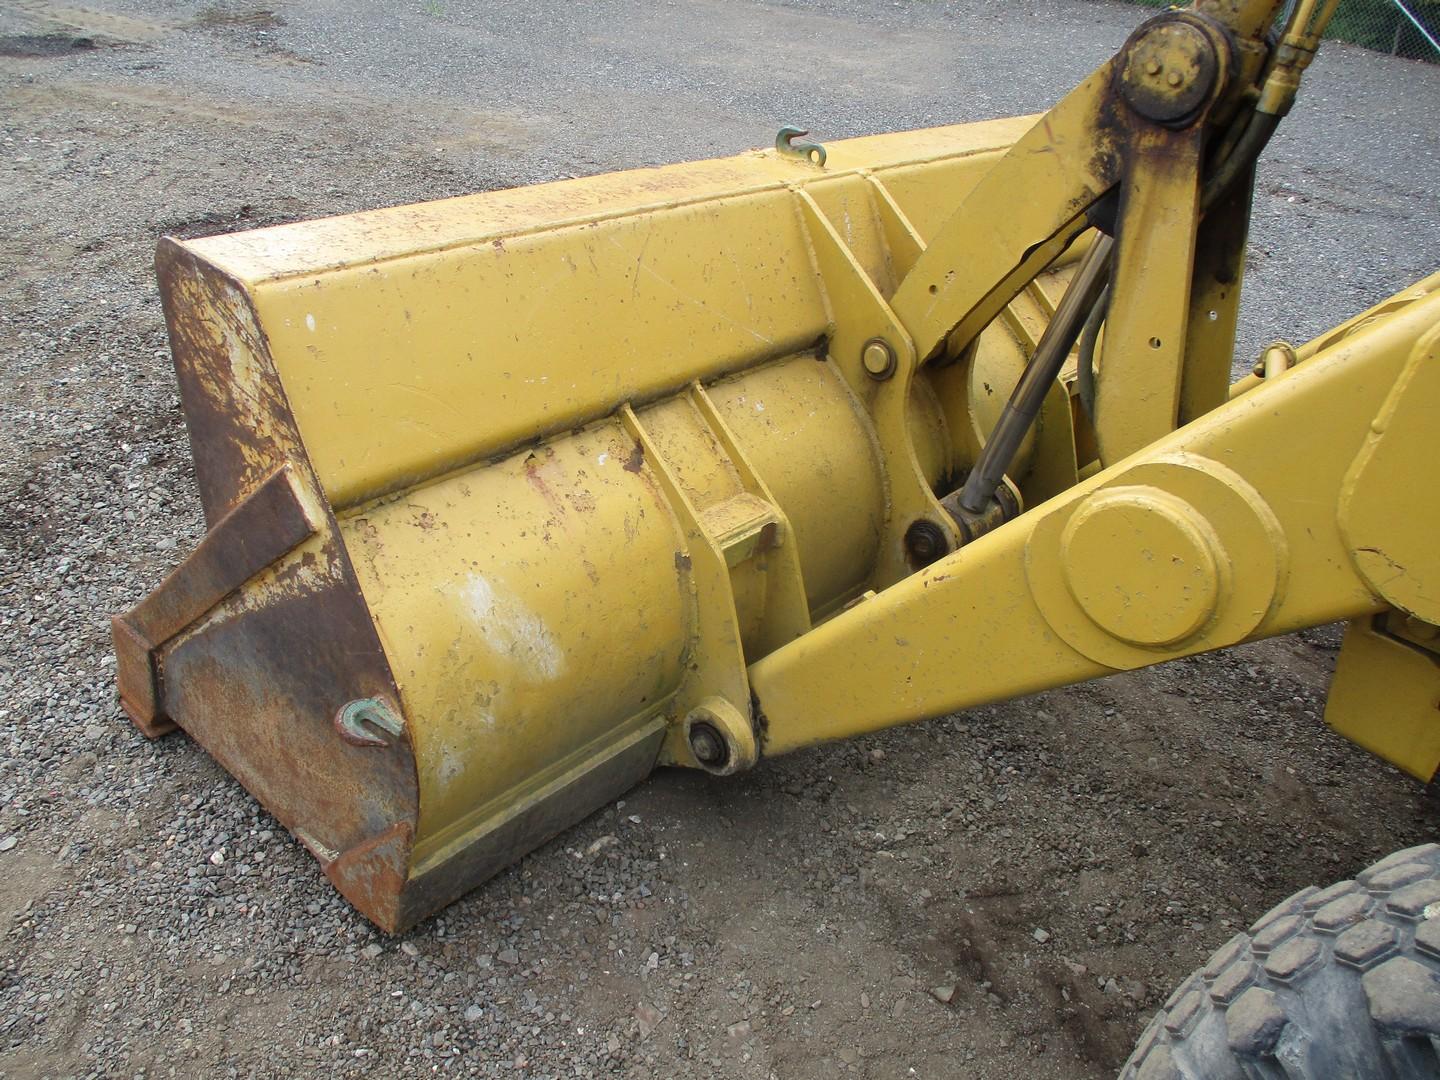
{"left": 751, "top": 282, "right": 1440, "bottom": 762}
{"left": 891, "top": 0, "right": 1336, "bottom": 531}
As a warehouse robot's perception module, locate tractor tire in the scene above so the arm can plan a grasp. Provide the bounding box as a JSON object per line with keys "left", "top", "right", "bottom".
{"left": 1121, "top": 843, "right": 1440, "bottom": 1079}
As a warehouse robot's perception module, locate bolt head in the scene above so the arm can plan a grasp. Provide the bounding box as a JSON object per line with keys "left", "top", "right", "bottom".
{"left": 862, "top": 339, "right": 896, "bottom": 379}
{"left": 688, "top": 722, "right": 727, "bottom": 767}
{"left": 1117, "top": 18, "right": 1217, "bottom": 125}
{"left": 903, "top": 519, "right": 949, "bottom": 568}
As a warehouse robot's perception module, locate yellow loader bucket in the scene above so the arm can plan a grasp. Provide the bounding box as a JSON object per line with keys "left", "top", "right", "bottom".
{"left": 115, "top": 117, "right": 1071, "bottom": 931}
{"left": 115, "top": 0, "right": 1440, "bottom": 940}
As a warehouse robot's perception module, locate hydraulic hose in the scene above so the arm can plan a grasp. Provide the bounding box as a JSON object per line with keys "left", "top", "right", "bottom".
{"left": 1200, "top": 109, "right": 1280, "bottom": 213}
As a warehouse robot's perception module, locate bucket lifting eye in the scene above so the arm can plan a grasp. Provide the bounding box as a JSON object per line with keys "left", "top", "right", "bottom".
{"left": 775, "top": 125, "right": 827, "bottom": 167}
{"left": 334, "top": 697, "right": 404, "bottom": 747}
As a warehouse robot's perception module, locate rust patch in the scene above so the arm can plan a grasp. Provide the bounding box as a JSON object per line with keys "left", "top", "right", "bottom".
{"left": 111, "top": 616, "right": 175, "bottom": 737}
{"left": 750, "top": 689, "right": 771, "bottom": 747}
{"left": 160, "top": 529, "right": 420, "bottom": 928}
{"left": 114, "top": 465, "right": 315, "bottom": 733}
{"left": 155, "top": 240, "right": 309, "bottom": 524}
{"left": 127, "top": 260, "right": 424, "bottom": 927}
{"left": 522, "top": 448, "right": 569, "bottom": 520}
{"left": 323, "top": 822, "right": 413, "bottom": 934}
{"left": 623, "top": 440, "right": 645, "bottom": 474}
{"left": 127, "top": 466, "right": 314, "bottom": 644}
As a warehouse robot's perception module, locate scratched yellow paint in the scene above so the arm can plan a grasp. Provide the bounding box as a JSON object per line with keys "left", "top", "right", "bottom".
{"left": 339, "top": 419, "right": 688, "bottom": 866}
{"left": 188, "top": 118, "right": 1034, "bottom": 513}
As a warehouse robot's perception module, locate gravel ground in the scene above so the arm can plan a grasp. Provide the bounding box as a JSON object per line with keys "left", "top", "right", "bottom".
{"left": 1, "top": 1, "right": 1438, "bottom": 1077}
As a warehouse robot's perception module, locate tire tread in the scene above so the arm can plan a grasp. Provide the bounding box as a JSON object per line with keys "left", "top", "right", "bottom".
{"left": 1122, "top": 844, "right": 1440, "bottom": 1080}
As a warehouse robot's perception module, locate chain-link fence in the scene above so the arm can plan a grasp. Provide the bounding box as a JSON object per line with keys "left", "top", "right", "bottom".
{"left": 1114, "top": 0, "right": 1440, "bottom": 61}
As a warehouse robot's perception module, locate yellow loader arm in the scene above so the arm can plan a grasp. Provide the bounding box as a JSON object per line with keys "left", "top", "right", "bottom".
{"left": 114, "top": 0, "right": 1440, "bottom": 931}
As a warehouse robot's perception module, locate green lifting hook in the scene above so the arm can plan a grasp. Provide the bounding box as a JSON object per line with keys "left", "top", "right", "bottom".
{"left": 775, "top": 125, "right": 827, "bottom": 166}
